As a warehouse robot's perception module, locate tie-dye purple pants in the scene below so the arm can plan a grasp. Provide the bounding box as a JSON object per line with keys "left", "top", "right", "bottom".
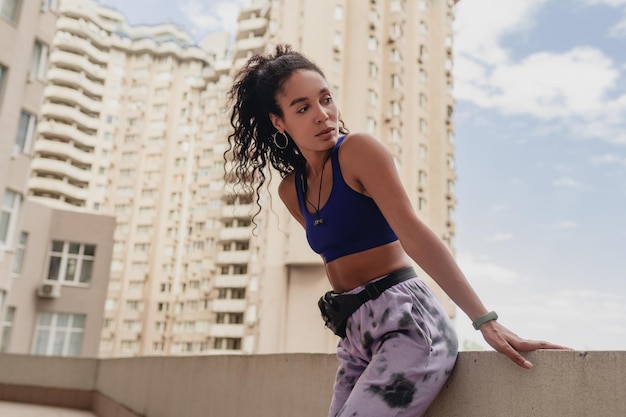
{"left": 328, "top": 271, "right": 458, "bottom": 417}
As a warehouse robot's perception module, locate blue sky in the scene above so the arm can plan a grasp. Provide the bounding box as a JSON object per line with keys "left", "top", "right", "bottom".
{"left": 97, "top": 0, "right": 626, "bottom": 351}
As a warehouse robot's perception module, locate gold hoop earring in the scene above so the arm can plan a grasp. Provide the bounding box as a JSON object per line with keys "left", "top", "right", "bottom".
{"left": 272, "top": 131, "right": 289, "bottom": 150}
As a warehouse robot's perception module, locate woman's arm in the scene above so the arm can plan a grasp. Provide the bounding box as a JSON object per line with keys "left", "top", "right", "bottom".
{"left": 340, "top": 133, "right": 568, "bottom": 368}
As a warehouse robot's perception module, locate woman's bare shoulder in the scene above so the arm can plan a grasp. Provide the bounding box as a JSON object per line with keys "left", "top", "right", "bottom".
{"left": 278, "top": 171, "right": 297, "bottom": 199}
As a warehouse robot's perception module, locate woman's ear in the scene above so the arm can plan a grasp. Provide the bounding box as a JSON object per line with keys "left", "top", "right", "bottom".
{"left": 269, "top": 113, "right": 282, "bottom": 131}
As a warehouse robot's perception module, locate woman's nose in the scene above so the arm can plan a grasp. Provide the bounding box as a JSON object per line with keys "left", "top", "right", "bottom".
{"left": 316, "top": 105, "right": 329, "bottom": 123}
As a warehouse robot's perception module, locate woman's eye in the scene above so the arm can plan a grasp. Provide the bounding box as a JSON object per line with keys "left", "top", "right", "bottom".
{"left": 297, "top": 106, "right": 308, "bottom": 113}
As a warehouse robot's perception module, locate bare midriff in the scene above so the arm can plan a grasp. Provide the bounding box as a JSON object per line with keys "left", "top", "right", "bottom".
{"left": 324, "top": 240, "right": 413, "bottom": 293}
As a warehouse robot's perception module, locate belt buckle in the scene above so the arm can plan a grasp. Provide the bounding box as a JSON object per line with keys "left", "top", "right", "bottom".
{"left": 364, "top": 281, "right": 381, "bottom": 300}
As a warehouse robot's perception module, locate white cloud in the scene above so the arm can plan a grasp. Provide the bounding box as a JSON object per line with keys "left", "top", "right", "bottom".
{"left": 454, "top": 0, "right": 547, "bottom": 66}
{"left": 455, "top": 282, "right": 626, "bottom": 351}
{"left": 580, "top": 0, "right": 626, "bottom": 6}
{"left": 591, "top": 154, "right": 626, "bottom": 165}
{"left": 456, "top": 252, "right": 520, "bottom": 285}
{"left": 608, "top": 19, "right": 626, "bottom": 37}
{"left": 488, "top": 204, "right": 509, "bottom": 215}
{"left": 549, "top": 221, "right": 579, "bottom": 230}
{"left": 180, "top": 0, "right": 247, "bottom": 34}
{"left": 454, "top": 0, "right": 626, "bottom": 144}
{"left": 485, "top": 233, "right": 514, "bottom": 242}
{"left": 552, "top": 176, "right": 581, "bottom": 188}
{"left": 456, "top": 47, "right": 620, "bottom": 120}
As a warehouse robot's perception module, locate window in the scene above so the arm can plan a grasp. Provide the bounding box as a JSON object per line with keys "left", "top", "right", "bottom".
{"left": 447, "top": 179, "right": 455, "bottom": 195}
{"left": 419, "top": 144, "right": 427, "bottom": 159}
{"left": 368, "top": 36, "right": 378, "bottom": 51}
{"left": 46, "top": 241, "right": 96, "bottom": 284}
{"left": 41, "top": 0, "right": 59, "bottom": 13}
{"left": 418, "top": 170, "right": 427, "bottom": 187}
{"left": 214, "top": 337, "right": 241, "bottom": 350}
{"left": 0, "top": 189, "right": 21, "bottom": 247}
{"left": 366, "top": 117, "right": 376, "bottom": 134}
{"left": 29, "top": 40, "right": 49, "bottom": 81}
{"left": 391, "top": 74, "right": 402, "bottom": 89}
{"left": 216, "top": 312, "right": 244, "bottom": 324}
{"left": 0, "top": 64, "right": 6, "bottom": 102}
{"left": 447, "top": 154, "right": 455, "bottom": 170}
{"left": 14, "top": 110, "right": 36, "bottom": 154}
{"left": 368, "top": 62, "right": 378, "bottom": 78}
{"left": 231, "top": 288, "right": 246, "bottom": 299}
{"left": 419, "top": 118, "right": 428, "bottom": 133}
{"left": 12, "top": 231, "right": 27, "bottom": 274}
{"left": 334, "top": 5, "right": 343, "bottom": 19}
{"left": 0, "top": 306, "right": 15, "bottom": 352}
{"left": 32, "top": 312, "right": 85, "bottom": 357}
{"left": 0, "top": 0, "right": 19, "bottom": 22}
{"left": 120, "top": 340, "right": 138, "bottom": 353}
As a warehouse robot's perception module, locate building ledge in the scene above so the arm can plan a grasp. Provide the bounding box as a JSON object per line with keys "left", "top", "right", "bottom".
{"left": 0, "top": 351, "right": 624, "bottom": 416}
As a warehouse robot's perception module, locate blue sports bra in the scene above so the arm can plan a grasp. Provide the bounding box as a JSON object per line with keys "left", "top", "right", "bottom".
{"left": 295, "top": 135, "right": 398, "bottom": 262}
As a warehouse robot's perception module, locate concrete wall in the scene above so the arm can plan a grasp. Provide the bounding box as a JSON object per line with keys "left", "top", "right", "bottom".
{"left": 0, "top": 351, "right": 624, "bottom": 416}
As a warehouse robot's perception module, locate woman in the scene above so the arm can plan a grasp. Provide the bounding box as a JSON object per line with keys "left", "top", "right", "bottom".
{"left": 227, "top": 44, "right": 565, "bottom": 417}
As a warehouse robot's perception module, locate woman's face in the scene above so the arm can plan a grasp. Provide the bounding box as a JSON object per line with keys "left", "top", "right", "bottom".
{"left": 270, "top": 69, "right": 339, "bottom": 154}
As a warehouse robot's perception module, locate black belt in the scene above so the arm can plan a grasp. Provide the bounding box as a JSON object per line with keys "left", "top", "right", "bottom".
{"left": 356, "top": 266, "right": 417, "bottom": 303}
{"left": 318, "top": 266, "right": 416, "bottom": 338}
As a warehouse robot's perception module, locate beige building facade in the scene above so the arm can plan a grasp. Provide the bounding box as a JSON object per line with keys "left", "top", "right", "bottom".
{"left": 17, "top": 0, "right": 458, "bottom": 357}
{"left": 0, "top": 0, "right": 114, "bottom": 357}
{"left": 0, "top": 0, "right": 57, "bottom": 295}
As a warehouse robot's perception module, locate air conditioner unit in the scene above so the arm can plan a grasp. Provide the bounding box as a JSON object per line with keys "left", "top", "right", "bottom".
{"left": 37, "top": 282, "right": 62, "bottom": 298}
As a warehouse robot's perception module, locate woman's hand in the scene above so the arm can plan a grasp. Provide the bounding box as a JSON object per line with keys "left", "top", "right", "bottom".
{"left": 479, "top": 320, "right": 571, "bottom": 369}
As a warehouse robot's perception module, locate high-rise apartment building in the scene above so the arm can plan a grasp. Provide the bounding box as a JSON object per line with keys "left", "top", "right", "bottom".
{"left": 25, "top": 0, "right": 237, "bottom": 357}
{"left": 22, "top": 0, "right": 458, "bottom": 357}
{"left": 0, "top": 0, "right": 114, "bottom": 357}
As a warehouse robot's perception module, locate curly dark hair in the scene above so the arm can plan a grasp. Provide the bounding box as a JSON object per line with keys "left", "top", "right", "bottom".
{"left": 226, "top": 44, "right": 348, "bottom": 222}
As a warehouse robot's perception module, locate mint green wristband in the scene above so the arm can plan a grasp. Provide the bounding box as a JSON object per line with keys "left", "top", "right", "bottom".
{"left": 472, "top": 311, "right": 498, "bottom": 330}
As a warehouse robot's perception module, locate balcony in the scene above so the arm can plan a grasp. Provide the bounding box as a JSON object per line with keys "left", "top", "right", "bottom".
{"left": 30, "top": 158, "right": 92, "bottom": 184}
{"left": 0, "top": 351, "right": 623, "bottom": 416}
{"left": 236, "top": 17, "right": 268, "bottom": 39}
{"left": 38, "top": 121, "right": 97, "bottom": 149}
{"left": 209, "top": 323, "right": 245, "bottom": 338}
{"left": 49, "top": 50, "right": 106, "bottom": 80}
{"left": 33, "top": 138, "right": 95, "bottom": 165}
{"left": 215, "top": 250, "right": 250, "bottom": 265}
{"left": 211, "top": 299, "right": 246, "bottom": 312}
{"left": 27, "top": 177, "right": 88, "bottom": 202}
{"left": 233, "top": 37, "right": 265, "bottom": 59}
{"left": 42, "top": 103, "right": 99, "bottom": 131}
{"left": 219, "top": 226, "right": 252, "bottom": 242}
{"left": 214, "top": 274, "right": 248, "bottom": 288}
{"left": 44, "top": 85, "right": 102, "bottom": 114}
{"left": 47, "top": 68, "right": 104, "bottom": 97}
{"left": 221, "top": 204, "right": 254, "bottom": 219}
{"left": 56, "top": 16, "right": 110, "bottom": 48}
{"left": 54, "top": 33, "right": 109, "bottom": 64}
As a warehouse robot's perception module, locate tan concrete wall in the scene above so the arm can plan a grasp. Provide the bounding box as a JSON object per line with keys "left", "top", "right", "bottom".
{"left": 94, "top": 354, "right": 337, "bottom": 417}
{"left": 0, "top": 351, "right": 625, "bottom": 417}
{"left": 0, "top": 354, "right": 97, "bottom": 389}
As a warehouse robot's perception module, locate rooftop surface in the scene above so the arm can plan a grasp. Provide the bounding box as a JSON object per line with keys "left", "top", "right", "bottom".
{"left": 0, "top": 400, "right": 96, "bottom": 417}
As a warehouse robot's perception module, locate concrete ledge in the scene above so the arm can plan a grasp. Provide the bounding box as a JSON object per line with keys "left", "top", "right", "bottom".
{"left": 428, "top": 350, "right": 626, "bottom": 417}
{"left": 0, "top": 351, "right": 624, "bottom": 416}
{"left": 92, "top": 393, "right": 142, "bottom": 417}
{"left": 0, "top": 383, "right": 92, "bottom": 410}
